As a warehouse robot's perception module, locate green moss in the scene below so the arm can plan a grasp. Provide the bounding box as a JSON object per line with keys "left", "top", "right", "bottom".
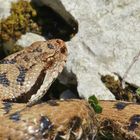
{"left": 0, "top": 0, "right": 41, "bottom": 54}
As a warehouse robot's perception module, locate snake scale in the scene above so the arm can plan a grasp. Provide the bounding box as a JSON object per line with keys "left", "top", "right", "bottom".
{"left": 0, "top": 39, "right": 97, "bottom": 140}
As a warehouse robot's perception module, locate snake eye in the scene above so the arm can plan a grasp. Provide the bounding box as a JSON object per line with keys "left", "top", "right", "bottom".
{"left": 47, "top": 44, "right": 54, "bottom": 49}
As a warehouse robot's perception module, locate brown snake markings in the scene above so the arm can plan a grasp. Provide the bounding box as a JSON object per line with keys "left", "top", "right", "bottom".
{"left": 0, "top": 59, "right": 16, "bottom": 64}
{"left": 0, "top": 39, "right": 67, "bottom": 106}
{"left": 0, "top": 73, "right": 10, "bottom": 87}
{"left": 16, "top": 65, "right": 28, "bottom": 86}
{"left": 2, "top": 102, "right": 13, "bottom": 114}
{"left": 0, "top": 59, "right": 17, "bottom": 87}
{"left": 0, "top": 40, "right": 97, "bottom": 139}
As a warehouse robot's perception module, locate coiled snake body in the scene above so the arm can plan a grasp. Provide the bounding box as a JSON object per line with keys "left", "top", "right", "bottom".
{"left": 0, "top": 39, "right": 97, "bottom": 140}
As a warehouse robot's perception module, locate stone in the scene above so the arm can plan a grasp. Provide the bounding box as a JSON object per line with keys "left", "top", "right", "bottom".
{"left": 40, "top": 0, "right": 140, "bottom": 100}
{"left": 60, "top": 89, "right": 78, "bottom": 99}
{"left": 3, "top": 33, "right": 45, "bottom": 54}
{"left": 0, "top": 0, "right": 11, "bottom": 20}
{"left": 40, "top": 0, "right": 115, "bottom": 100}
{"left": 38, "top": 0, "right": 78, "bottom": 31}
{"left": 3, "top": 0, "right": 140, "bottom": 101}
{"left": 16, "top": 33, "right": 46, "bottom": 47}
{"left": 0, "top": 0, "right": 16, "bottom": 20}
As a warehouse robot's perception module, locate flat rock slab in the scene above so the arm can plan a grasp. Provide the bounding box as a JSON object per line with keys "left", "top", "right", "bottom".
{"left": 43, "top": 0, "right": 140, "bottom": 100}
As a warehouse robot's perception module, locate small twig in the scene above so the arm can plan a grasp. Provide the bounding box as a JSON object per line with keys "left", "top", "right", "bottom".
{"left": 122, "top": 50, "right": 140, "bottom": 88}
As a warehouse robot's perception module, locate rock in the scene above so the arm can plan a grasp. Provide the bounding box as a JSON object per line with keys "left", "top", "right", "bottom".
{"left": 3, "top": 33, "right": 45, "bottom": 54}
{"left": 16, "top": 33, "right": 46, "bottom": 47}
{"left": 0, "top": 0, "right": 16, "bottom": 20}
{"left": 40, "top": 0, "right": 140, "bottom": 100}
{"left": 0, "top": 0, "right": 115, "bottom": 100}
{"left": 40, "top": 0, "right": 115, "bottom": 100}
{"left": 0, "top": 0, "right": 27, "bottom": 20}
{"left": 38, "top": 0, "right": 78, "bottom": 32}
{"left": 60, "top": 89, "right": 78, "bottom": 99}
{"left": 3, "top": 0, "right": 140, "bottom": 101}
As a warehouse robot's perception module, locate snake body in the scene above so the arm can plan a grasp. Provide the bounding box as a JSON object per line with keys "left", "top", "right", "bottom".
{"left": 0, "top": 39, "right": 97, "bottom": 139}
